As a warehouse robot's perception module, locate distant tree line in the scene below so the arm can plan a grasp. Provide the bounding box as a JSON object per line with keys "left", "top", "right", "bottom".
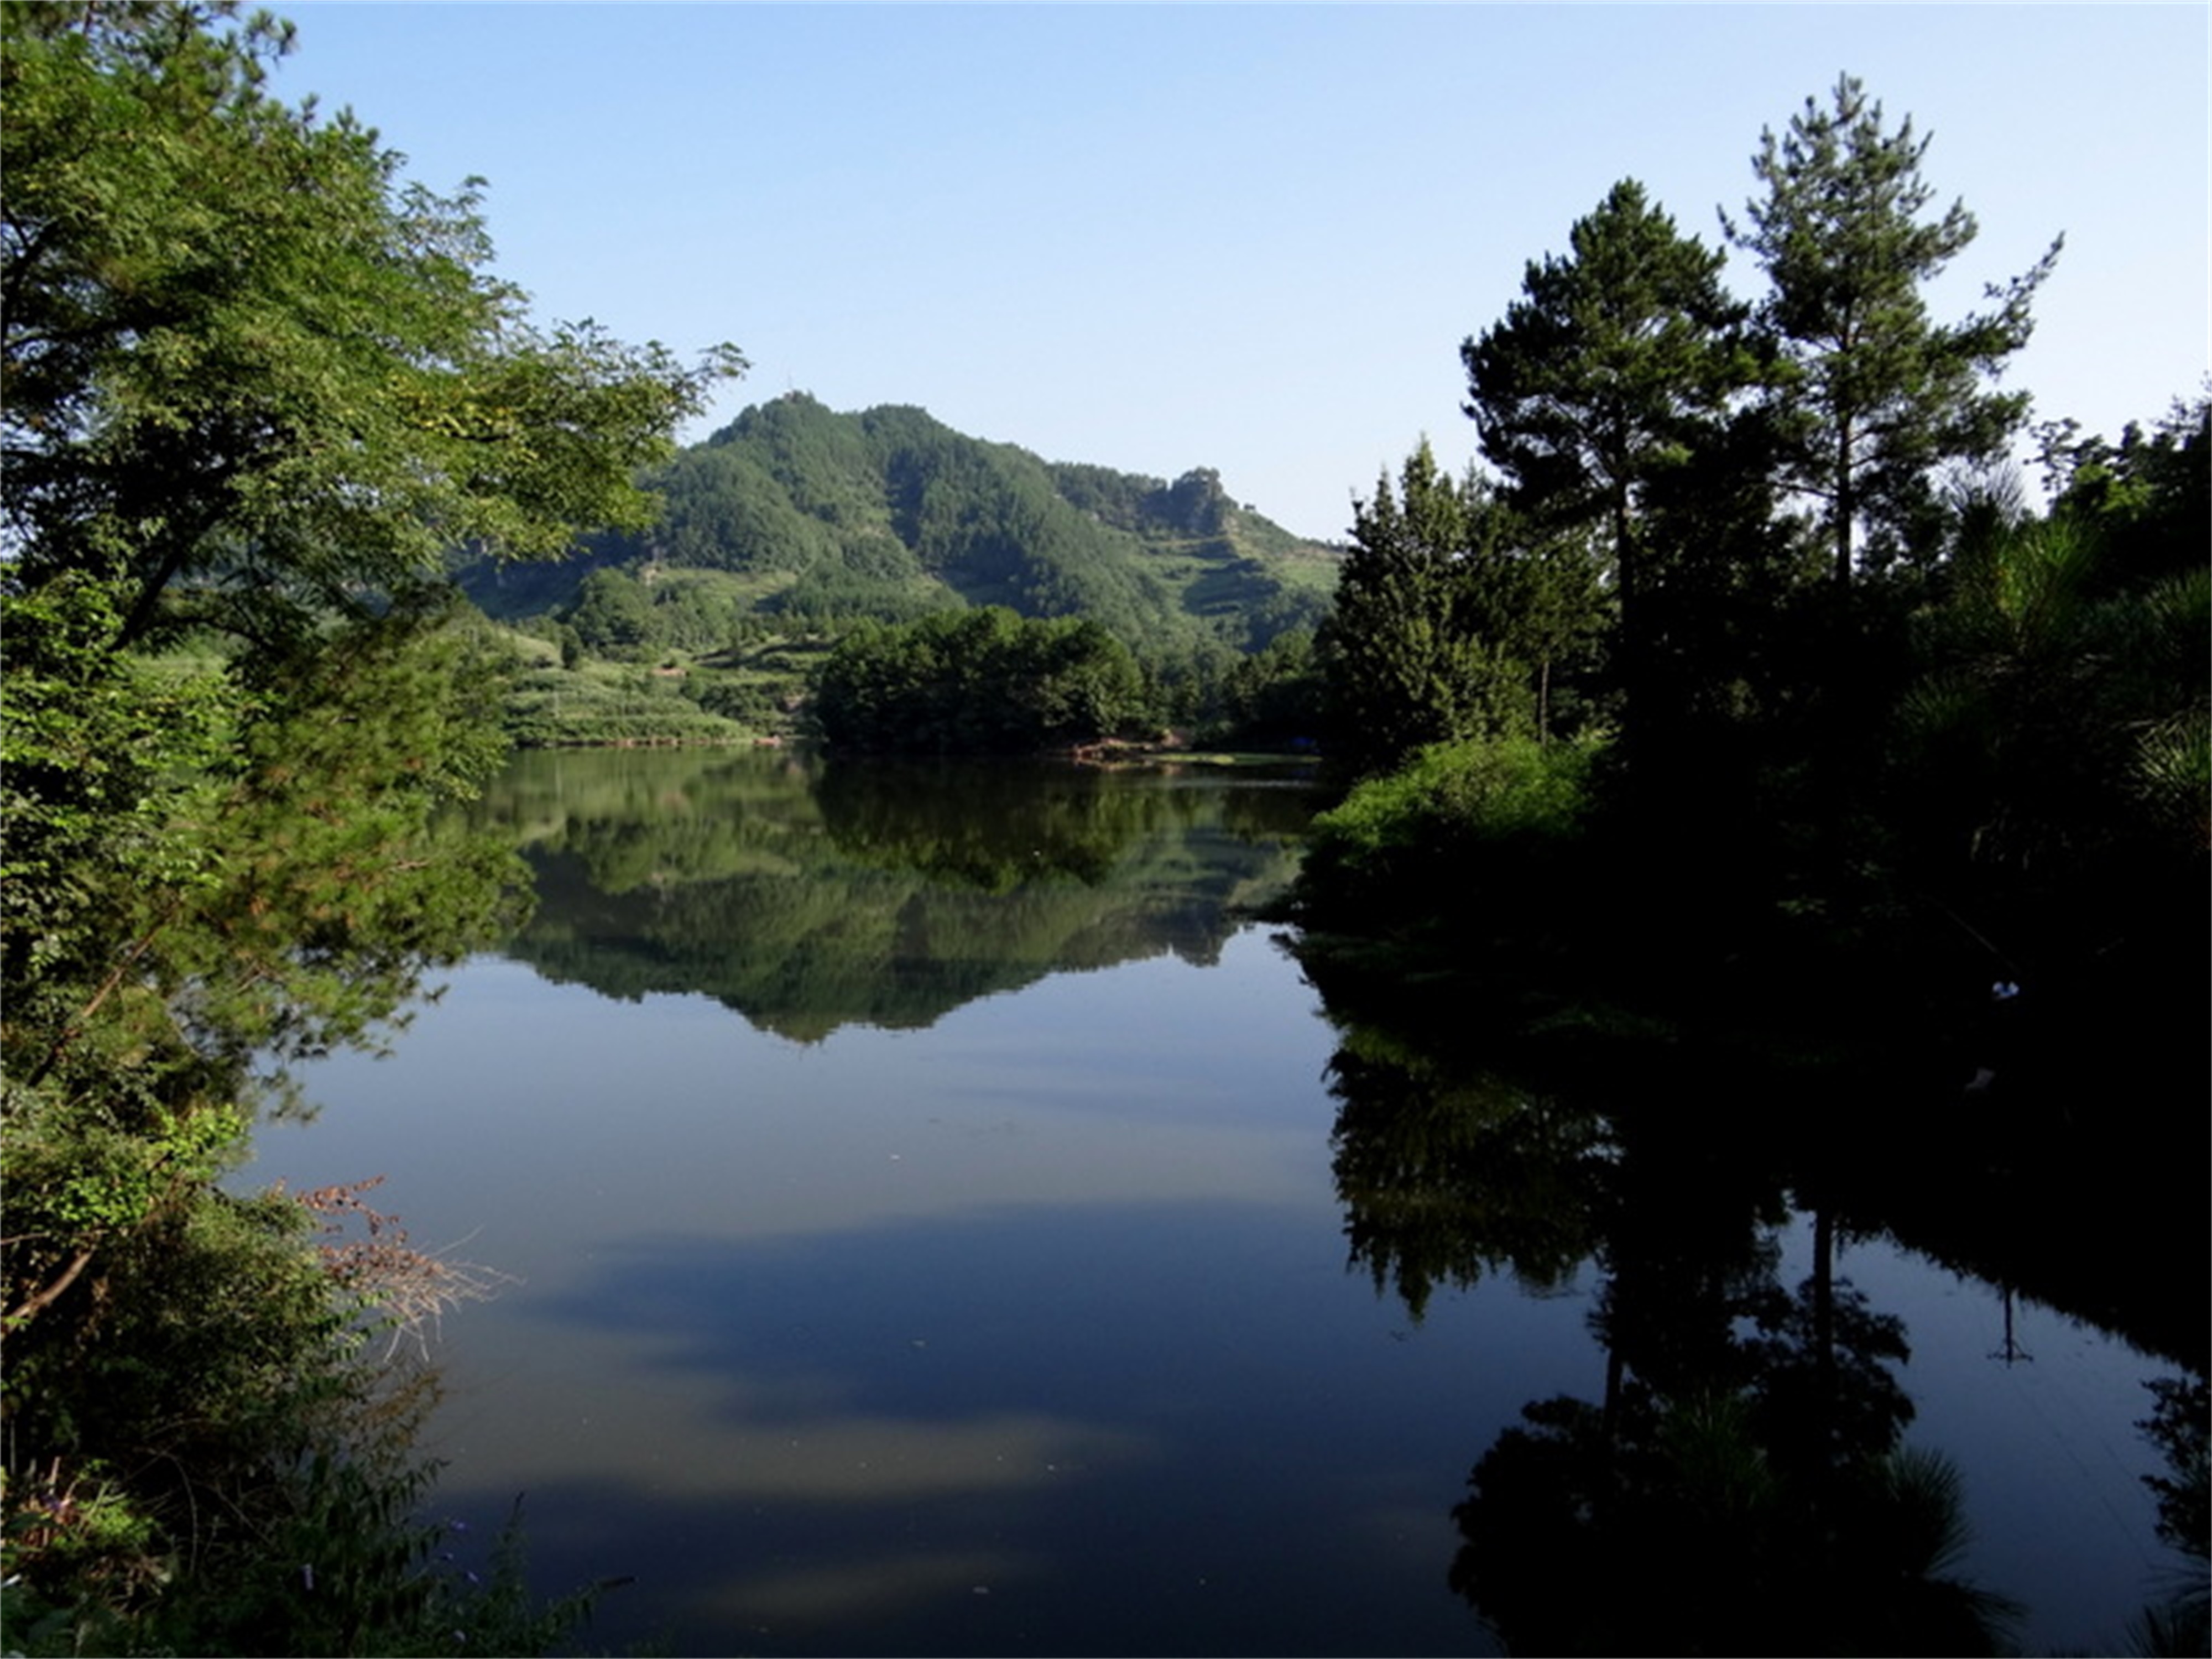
{"left": 457, "top": 397, "right": 1340, "bottom": 750}
{"left": 814, "top": 608, "right": 1152, "bottom": 754}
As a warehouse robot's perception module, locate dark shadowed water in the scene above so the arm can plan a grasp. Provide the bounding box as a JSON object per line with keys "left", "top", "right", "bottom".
{"left": 246, "top": 748, "right": 2200, "bottom": 1656}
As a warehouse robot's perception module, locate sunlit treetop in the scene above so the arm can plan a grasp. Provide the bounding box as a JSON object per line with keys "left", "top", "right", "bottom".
{"left": 0, "top": 0, "right": 746, "bottom": 649}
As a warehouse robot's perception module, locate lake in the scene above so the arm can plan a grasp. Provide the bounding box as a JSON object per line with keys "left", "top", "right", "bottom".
{"left": 247, "top": 747, "right": 2200, "bottom": 1656}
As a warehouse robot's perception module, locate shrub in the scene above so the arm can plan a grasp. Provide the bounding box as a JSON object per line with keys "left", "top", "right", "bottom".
{"left": 1312, "top": 734, "right": 1602, "bottom": 865}
{"left": 1295, "top": 733, "right": 1605, "bottom": 940}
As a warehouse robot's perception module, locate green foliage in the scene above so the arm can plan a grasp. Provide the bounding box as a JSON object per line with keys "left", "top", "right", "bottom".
{"left": 1204, "top": 627, "right": 1326, "bottom": 748}
{"left": 1463, "top": 179, "right": 1766, "bottom": 760}
{"left": 1890, "top": 462, "right": 2210, "bottom": 989}
{"left": 561, "top": 566, "right": 660, "bottom": 655}
{"left": 1318, "top": 442, "right": 1605, "bottom": 780}
{"left": 2038, "top": 393, "right": 2212, "bottom": 596}
{"left": 1296, "top": 733, "right": 1605, "bottom": 966}
{"left": 482, "top": 394, "right": 1341, "bottom": 654}
{"left": 1306, "top": 76, "right": 2188, "bottom": 1081}
{"left": 1463, "top": 179, "right": 1750, "bottom": 564}
{"left": 1, "top": 2, "right": 742, "bottom": 655}
{"left": 815, "top": 606, "right": 1151, "bottom": 755}
{"left": 1307, "top": 733, "right": 1603, "bottom": 875}
{"left": 0, "top": 602, "right": 541, "bottom": 1647}
{"left": 2, "top": 4, "right": 731, "bottom": 1648}
{"left": 1724, "top": 74, "right": 2060, "bottom": 587}
{"left": 0, "top": 1156, "right": 596, "bottom": 1657}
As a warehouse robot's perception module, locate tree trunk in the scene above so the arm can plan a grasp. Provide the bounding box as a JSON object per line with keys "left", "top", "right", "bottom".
{"left": 1833, "top": 417, "right": 1855, "bottom": 589}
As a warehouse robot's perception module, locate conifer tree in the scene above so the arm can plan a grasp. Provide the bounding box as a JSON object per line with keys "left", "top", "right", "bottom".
{"left": 1317, "top": 442, "right": 1533, "bottom": 780}
{"left": 1463, "top": 179, "right": 1752, "bottom": 749}
{"left": 1724, "top": 74, "right": 2060, "bottom": 589}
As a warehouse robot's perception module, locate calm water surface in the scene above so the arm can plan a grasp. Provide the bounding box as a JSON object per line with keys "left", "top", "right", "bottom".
{"left": 248, "top": 749, "right": 2197, "bottom": 1656}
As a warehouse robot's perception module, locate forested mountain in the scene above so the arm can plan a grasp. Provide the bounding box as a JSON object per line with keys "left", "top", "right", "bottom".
{"left": 458, "top": 393, "right": 1342, "bottom": 652}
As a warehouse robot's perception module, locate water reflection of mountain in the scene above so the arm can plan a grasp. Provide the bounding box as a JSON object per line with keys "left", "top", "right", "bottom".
{"left": 471, "top": 748, "right": 1314, "bottom": 1042}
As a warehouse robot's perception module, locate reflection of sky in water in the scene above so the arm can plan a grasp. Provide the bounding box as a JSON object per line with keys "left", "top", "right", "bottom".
{"left": 247, "top": 930, "right": 2179, "bottom": 1657}
{"left": 264, "top": 931, "right": 1341, "bottom": 1255}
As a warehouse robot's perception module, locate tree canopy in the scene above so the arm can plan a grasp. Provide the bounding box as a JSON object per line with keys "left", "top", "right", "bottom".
{"left": 1463, "top": 180, "right": 1749, "bottom": 570}
{"left": 1463, "top": 178, "right": 1755, "bottom": 750}
{"left": 1724, "top": 74, "right": 2060, "bottom": 589}
{"left": 1295, "top": 71, "right": 2201, "bottom": 1127}
{"left": 1, "top": 4, "right": 743, "bottom": 1644}
{"left": 2, "top": 0, "right": 742, "bottom": 652}
{"left": 1317, "top": 441, "right": 1609, "bottom": 782}
{"left": 815, "top": 607, "right": 1150, "bottom": 755}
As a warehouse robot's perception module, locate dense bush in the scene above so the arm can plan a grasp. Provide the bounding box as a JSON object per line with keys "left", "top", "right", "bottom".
{"left": 1295, "top": 734, "right": 1604, "bottom": 941}
{"left": 1312, "top": 734, "right": 1601, "bottom": 859}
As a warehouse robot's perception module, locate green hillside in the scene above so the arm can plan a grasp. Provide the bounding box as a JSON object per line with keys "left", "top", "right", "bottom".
{"left": 458, "top": 394, "right": 1341, "bottom": 653}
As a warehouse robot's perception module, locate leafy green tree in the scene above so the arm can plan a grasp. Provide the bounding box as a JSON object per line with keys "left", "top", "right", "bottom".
{"left": 1457, "top": 522, "right": 1612, "bottom": 748}
{"left": 1724, "top": 74, "right": 2060, "bottom": 589}
{"left": 1161, "top": 466, "right": 1229, "bottom": 535}
{"left": 1, "top": 591, "right": 535, "bottom": 1644}
{"left": 2036, "top": 393, "right": 2210, "bottom": 597}
{"left": 1317, "top": 442, "right": 1534, "bottom": 779}
{"left": 1462, "top": 179, "right": 1753, "bottom": 745}
{"left": 561, "top": 566, "right": 660, "bottom": 655}
{"left": 813, "top": 607, "right": 1149, "bottom": 754}
{"left": 1014, "top": 614, "right": 1151, "bottom": 748}
{"left": 1, "top": 3, "right": 740, "bottom": 1641}
{"left": 1212, "top": 627, "right": 1326, "bottom": 748}
{"left": 1, "top": 0, "right": 742, "bottom": 655}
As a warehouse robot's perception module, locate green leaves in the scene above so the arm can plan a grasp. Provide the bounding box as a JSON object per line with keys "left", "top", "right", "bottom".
{"left": 1317, "top": 442, "right": 1602, "bottom": 780}
{"left": 1901, "top": 509, "right": 2211, "bottom": 874}
{"left": 1465, "top": 178, "right": 1749, "bottom": 555}
{"left": 2, "top": 11, "right": 735, "bottom": 1637}
{"left": 816, "top": 607, "right": 1150, "bottom": 754}
{"left": 1725, "top": 74, "right": 2059, "bottom": 585}
{"left": 1462, "top": 180, "right": 1756, "bottom": 755}
{"left": 2, "top": 5, "right": 744, "bottom": 653}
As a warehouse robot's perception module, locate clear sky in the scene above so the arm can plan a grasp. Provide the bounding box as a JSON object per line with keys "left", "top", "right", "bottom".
{"left": 268, "top": 3, "right": 2209, "bottom": 544}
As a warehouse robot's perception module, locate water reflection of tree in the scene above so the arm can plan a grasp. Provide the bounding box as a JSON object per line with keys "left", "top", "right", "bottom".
{"left": 2132, "top": 1373, "right": 2209, "bottom": 1656}
{"left": 1323, "top": 1016, "right": 2019, "bottom": 1655}
{"left": 469, "top": 749, "right": 1312, "bottom": 1039}
{"left": 1452, "top": 1389, "right": 2013, "bottom": 1656}
{"left": 817, "top": 758, "right": 1155, "bottom": 889}
{"left": 1327, "top": 1029, "right": 1610, "bottom": 1316}
{"left": 816, "top": 757, "right": 1317, "bottom": 894}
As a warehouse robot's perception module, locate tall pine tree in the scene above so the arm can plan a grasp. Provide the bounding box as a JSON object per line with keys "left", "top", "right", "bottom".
{"left": 1724, "top": 74, "right": 2060, "bottom": 590}
{"left": 1462, "top": 179, "right": 1753, "bottom": 752}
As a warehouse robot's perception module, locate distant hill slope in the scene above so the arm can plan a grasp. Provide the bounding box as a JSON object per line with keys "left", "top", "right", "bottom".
{"left": 460, "top": 393, "right": 1342, "bottom": 652}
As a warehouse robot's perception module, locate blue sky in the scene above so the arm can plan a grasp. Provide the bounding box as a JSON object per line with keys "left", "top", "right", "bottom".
{"left": 271, "top": 3, "right": 2208, "bottom": 543}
